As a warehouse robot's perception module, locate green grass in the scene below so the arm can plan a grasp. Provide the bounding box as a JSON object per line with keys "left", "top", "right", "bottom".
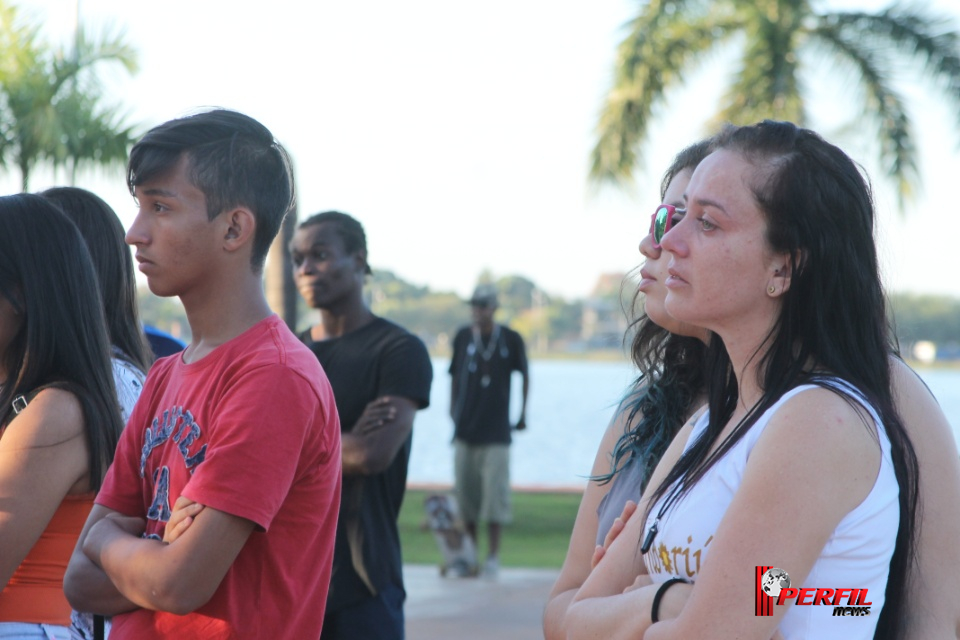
{"left": 399, "top": 488, "right": 583, "bottom": 568}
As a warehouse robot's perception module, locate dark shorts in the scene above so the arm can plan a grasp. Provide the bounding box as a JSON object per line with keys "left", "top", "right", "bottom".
{"left": 320, "top": 584, "right": 405, "bottom": 640}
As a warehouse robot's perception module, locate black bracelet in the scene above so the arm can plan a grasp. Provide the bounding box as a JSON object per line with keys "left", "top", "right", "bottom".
{"left": 651, "top": 577, "right": 690, "bottom": 623}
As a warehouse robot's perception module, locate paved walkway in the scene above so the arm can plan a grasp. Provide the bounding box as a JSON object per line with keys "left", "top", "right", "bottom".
{"left": 404, "top": 563, "right": 559, "bottom": 639}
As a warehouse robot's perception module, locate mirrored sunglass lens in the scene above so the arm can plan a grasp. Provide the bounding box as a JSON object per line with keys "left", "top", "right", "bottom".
{"left": 654, "top": 206, "right": 670, "bottom": 243}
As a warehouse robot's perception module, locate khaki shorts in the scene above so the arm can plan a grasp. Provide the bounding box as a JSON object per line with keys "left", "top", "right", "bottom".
{"left": 453, "top": 440, "right": 512, "bottom": 524}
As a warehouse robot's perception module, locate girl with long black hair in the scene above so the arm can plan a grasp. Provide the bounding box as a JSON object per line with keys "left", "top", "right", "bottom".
{"left": 0, "top": 195, "right": 123, "bottom": 639}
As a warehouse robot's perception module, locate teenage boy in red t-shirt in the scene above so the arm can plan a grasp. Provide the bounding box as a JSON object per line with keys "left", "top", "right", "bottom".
{"left": 64, "top": 109, "right": 342, "bottom": 639}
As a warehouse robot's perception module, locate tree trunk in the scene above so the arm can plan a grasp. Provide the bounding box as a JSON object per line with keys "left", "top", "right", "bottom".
{"left": 265, "top": 204, "right": 299, "bottom": 331}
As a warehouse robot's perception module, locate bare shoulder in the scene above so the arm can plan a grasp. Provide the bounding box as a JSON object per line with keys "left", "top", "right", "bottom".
{"left": 889, "top": 359, "right": 960, "bottom": 635}
{"left": 890, "top": 357, "right": 957, "bottom": 443}
{"left": 749, "top": 387, "right": 882, "bottom": 513}
{"left": 889, "top": 356, "right": 935, "bottom": 405}
{"left": 3, "top": 387, "right": 85, "bottom": 446}
{"left": 764, "top": 385, "right": 882, "bottom": 447}
{"left": 890, "top": 357, "right": 958, "bottom": 474}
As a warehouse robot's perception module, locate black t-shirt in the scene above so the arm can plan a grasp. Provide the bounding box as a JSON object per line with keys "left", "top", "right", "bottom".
{"left": 449, "top": 324, "right": 527, "bottom": 445}
{"left": 300, "top": 317, "right": 433, "bottom": 612}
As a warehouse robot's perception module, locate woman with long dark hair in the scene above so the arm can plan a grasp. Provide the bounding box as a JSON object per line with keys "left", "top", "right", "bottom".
{"left": 39, "top": 188, "right": 151, "bottom": 640}
{"left": 41, "top": 187, "right": 152, "bottom": 421}
{"left": 566, "top": 121, "right": 920, "bottom": 639}
{"left": 0, "top": 195, "right": 123, "bottom": 638}
{"left": 544, "top": 140, "right": 711, "bottom": 638}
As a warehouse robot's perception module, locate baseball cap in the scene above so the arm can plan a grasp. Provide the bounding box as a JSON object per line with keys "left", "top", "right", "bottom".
{"left": 469, "top": 284, "right": 499, "bottom": 307}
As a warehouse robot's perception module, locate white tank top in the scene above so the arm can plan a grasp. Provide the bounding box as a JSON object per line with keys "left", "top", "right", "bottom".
{"left": 642, "top": 379, "right": 898, "bottom": 640}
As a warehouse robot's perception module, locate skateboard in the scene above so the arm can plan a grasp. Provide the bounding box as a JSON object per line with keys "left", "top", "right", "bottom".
{"left": 424, "top": 493, "right": 478, "bottom": 577}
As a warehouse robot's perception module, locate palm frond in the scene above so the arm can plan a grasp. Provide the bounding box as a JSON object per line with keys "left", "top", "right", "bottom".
{"left": 51, "top": 26, "right": 139, "bottom": 96}
{"left": 820, "top": 7, "right": 960, "bottom": 130}
{"left": 717, "top": 1, "right": 808, "bottom": 126}
{"left": 813, "top": 22, "right": 917, "bottom": 209}
{"left": 591, "top": 0, "right": 957, "bottom": 201}
{"left": 591, "top": 5, "right": 740, "bottom": 184}
{"left": 52, "top": 89, "right": 136, "bottom": 170}
{"left": 0, "top": 5, "right": 139, "bottom": 189}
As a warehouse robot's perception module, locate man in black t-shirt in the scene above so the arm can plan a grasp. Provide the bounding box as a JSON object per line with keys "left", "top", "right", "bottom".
{"left": 449, "top": 284, "right": 529, "bottom": 577}
{"left": 290, "top": 211, "right": 433, "bottom": 640}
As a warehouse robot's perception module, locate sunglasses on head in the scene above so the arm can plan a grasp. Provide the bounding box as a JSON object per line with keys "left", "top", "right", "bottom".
{"left": 649, "top": 204, "right": 681, "bottom": 248}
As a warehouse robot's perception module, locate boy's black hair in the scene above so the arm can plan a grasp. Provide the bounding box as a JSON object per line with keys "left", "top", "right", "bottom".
{"left": 297, "top": 210, "right": 372, "bottom": 275}
{"left": 127, "top": 109, "right": 295, "bottom": 272}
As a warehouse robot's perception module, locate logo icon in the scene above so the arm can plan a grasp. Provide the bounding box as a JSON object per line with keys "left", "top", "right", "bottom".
{"left": 755, "top": 565, "right": 872, "bottom": 617}
{"left": 761, "top": 567, "right": 791, "bottom": 598}
{"left": 755, "top": 565, "right": 778, "bottom": 616}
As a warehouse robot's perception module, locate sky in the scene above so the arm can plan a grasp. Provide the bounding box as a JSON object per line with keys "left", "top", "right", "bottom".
{"left": 9, "top": 0, "right": 960, "bottom": 301}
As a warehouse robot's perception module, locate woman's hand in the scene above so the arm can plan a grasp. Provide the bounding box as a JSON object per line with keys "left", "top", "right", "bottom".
{"left": 591, "top": 500, "right": 638, "bottom": 568}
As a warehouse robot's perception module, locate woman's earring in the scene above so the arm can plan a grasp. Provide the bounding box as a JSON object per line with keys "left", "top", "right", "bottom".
{"left": 768, "top": 284, "right": 776, "bottom": 295}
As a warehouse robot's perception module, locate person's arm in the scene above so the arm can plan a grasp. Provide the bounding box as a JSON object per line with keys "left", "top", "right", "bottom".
{"left": 64, "top": 504, "right": 139, "bottom": 615}
{"left": 0, "top": 388, "right": 88, "bottom": 587}
{"left": 549, "top": 412, "right": 697, "bottom": 639}
{"left": 79, "top": 501, "right": 256, "bottom": 614}
{"left": 65, "top": 497, "right": 204, "bottom": 614}
{"left": 514, "top": 332, "right": 529, "bottom": 430}
{"left": 543, "top": 403, "right": 631, "bottom": 639}
{"left": 568, "top": 577, "right": 784, "bottom": 640}
{"left": 891, "top": 357, "right": 960, "bottom": 639}
{"left": 569, "top": 388, "right": 882, "bottom": 639}
{"left": 514, "top": 367, "right": 530, "bottom": 431}
{"left": 449, "top": 332, "right": 462, "bottom": 422}
{"left": 449, "top": 381, "right": 457, "bottom": 422}
{"left": 341, "top": 396, "right": 418, "bottom": 475}
{"left": 560, "top": 418, "right": 694, "bottom": 639}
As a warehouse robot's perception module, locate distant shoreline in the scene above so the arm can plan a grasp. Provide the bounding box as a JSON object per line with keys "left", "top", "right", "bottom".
{"left": 428, "top": 350, "right": 960, "bottom": 369}
{"left": 408, "top": 482, "right": 585, "bottom": 495}
{"left": 902, "top": 358, "right": 960, "bottom": 370}
{"left": 429, "top": 347, "right": 631, "bottom": 362}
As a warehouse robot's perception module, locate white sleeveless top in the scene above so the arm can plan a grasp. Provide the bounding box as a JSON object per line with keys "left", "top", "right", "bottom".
{"left": 642, "top": 379, "right": 898, "bottom": 640}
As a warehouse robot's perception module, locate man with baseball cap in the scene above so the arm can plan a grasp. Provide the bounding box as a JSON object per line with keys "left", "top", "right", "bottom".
{"left": 449, "top": 283, "right": 529, "bottom": 577}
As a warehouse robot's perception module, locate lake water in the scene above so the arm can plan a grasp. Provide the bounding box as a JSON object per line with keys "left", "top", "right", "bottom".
{"left": 408, "top": 358, "right": 960, "bottom": 489}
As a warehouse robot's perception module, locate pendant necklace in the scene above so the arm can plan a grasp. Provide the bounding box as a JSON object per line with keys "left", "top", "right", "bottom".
{"left": 641, "top": 480, "right": 685, "bottom": 555}
{"left": 471, "top": 325, "right": 500, "bottom": 388}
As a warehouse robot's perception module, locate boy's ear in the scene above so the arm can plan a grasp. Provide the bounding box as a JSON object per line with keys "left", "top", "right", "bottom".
{"left": 353, "top": 248, "right": 369, "bottom": 275}
{"left": 222, "top": 207, "right": 256, "bottom": 253}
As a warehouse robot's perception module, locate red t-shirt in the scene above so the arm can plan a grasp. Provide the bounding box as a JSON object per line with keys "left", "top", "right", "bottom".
{"left": 96, "top": 315, "right": 341, "bottom": 639}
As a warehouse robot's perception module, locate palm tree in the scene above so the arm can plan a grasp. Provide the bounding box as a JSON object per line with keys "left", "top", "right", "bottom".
{"left": 0, "top": 2, "right": 138, "bottom": 190}
{"left": 53, "top": 89, "right": 137, "bottom": 185}
{"left": 52, "top": 26, "right": 139, "bottom": 185}
{"left": 591, "top": 0, "right": 960, "bottom": 205}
